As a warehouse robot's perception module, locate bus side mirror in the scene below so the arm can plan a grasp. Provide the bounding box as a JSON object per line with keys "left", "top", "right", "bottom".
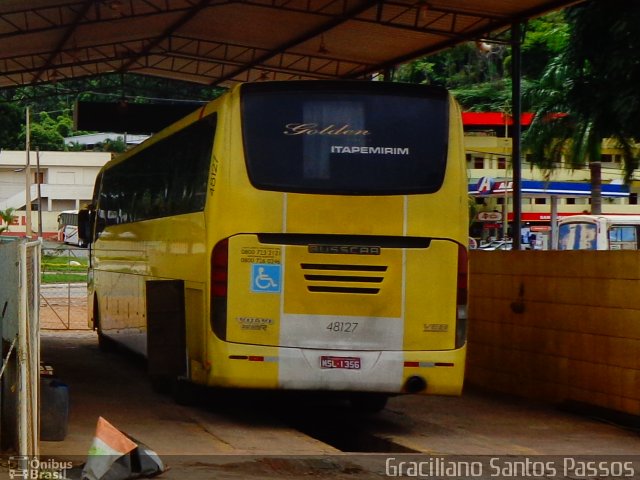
{"left": 78, "top": 208, "right": 94, "bottom": 246}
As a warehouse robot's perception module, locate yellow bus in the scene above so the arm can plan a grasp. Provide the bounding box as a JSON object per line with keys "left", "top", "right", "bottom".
{"left": 79, "top": 81, "right": 468, "bottom": 411}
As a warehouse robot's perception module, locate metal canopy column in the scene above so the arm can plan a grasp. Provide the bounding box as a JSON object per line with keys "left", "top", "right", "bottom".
{"left": 511, "top": 22, "right": 523, "bottom": 250}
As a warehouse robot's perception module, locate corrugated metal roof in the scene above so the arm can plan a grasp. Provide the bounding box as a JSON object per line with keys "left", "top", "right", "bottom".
{"left": 0, "top": 0, "right": 583, "bottom": 89}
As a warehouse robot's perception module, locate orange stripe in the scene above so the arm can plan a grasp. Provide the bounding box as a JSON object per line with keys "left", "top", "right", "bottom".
{"left": 96, "top": 417, "right": 137, "bottom": 454}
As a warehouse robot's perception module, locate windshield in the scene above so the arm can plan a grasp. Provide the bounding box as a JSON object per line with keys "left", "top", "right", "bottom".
{"left": 241, "top": 82, "right": 449, "bottom": 195}
{"left": 558, "top": 222, "right": 597, "bottom": 250}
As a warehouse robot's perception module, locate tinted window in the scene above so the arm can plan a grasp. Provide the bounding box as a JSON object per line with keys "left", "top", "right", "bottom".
{"left": 241, "top": 82, "right": 449, "bottom": 195}
{"left": 98, "top": 115, "right": 215, "bottom": 226}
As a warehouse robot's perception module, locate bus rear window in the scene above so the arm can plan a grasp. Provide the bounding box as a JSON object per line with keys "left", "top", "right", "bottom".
{"left": 241, "top": 83, "right": 449, "bottom": 195}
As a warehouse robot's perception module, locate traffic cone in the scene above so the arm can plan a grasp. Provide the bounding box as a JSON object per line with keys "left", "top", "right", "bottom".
{"left": 82, "top": 417, "right": 137, "bottom": 480}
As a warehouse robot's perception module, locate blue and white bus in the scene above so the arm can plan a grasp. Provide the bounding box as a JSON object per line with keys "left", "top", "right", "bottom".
{"left": 557, "top": 214, "right": 640, "bottom": 250}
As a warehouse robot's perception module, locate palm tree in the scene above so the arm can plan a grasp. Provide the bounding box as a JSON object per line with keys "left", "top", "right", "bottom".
{"left": 0, "top": 207, "right": 17, "bottom": 234}
{"left": 524, "top": 0, "right": 640, "bottom": 214}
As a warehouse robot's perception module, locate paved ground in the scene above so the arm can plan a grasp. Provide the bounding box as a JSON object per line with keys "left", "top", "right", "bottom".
{"left": 27, "top": 283, "right": 640, "bottom": 478}
{"left": 40, "top": 284, "right": 87, "bottom": 330}
{"left": 22, "top": 278, "right": 640, "bottom": 478}
{"left": 27, "top": 330, "right": 640, "bottom": 479}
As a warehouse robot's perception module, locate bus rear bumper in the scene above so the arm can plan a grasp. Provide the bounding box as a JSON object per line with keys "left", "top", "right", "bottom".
{"left": 208, "top": 344, "right": 466, "bottom": 396}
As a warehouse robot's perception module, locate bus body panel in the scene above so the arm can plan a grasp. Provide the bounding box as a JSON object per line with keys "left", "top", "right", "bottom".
{"left": 225, "top": 235, "right": 458, "bottom": 352}
{"left": 91, "top": 211, "right": 207, "bottom": 356}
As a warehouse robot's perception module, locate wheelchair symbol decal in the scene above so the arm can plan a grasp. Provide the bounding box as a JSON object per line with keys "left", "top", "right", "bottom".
{"left": 251, "top": 264, "right": 281, "bottom": 293}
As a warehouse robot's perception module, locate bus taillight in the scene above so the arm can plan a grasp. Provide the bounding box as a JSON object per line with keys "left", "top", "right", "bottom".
{"left": 211, "top": 238, "right": 229, "bottom": 340}
{"left": 211, "top": 238, "right": 229, "bottom": 296}
{"left": 455, "top": 244, "right": 468, "bottom": 349}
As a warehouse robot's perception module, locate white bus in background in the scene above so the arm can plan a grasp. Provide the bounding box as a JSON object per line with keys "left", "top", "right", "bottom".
{"left": 57, "top": 210, "right": 84, "bottom": 246}
{"left": 557, "top": 214, "right": 640, "bottom": 250}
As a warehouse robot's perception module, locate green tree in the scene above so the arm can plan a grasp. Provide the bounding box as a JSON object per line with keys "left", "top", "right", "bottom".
{"left": 0, "top": 103, "right": 24, "bottom": 149}
{"left": 0, "top": 73, "right": 225, "bottom": 152}
{"left": 393, "top": 12, "right": 568, "bottom": 111}
{"left": 519, "top": 11, "right": 569, "bottom": 80}
{"left": 0, "top": 207, "right": 16, "bottom": 234}
{"left": 524, "top": 0, "right": 640, "bottom": 214}
{"left": 26, "top": 112, "right": 68, "bottom": 150}
{"left": 93, "top": 137, "right": 127, "bottom": 153}
{"left": 451, "top": 80, "right": 513, "bottom": 112}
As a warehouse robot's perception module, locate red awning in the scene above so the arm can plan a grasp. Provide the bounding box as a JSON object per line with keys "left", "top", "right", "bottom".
{"left": 462, "top": 112, "right": 535, "bottom": 126}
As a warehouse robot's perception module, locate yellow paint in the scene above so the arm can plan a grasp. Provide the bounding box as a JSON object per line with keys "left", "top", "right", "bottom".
{"left": 283, "top": 246, "right": 402, "bottom": 318}
{"left": 404, "top": 242, "right": 458, "bottom": 350}
{"left": 89, "top": 83, "right": 469, "bottom": 397}
{"left": 403, "top": 347, "right": 466, "bottom": 395}
{"left": 226, "top": 237, "right": 281, "bottom": 346}
{"left": 285, "top": 195, "right": 404, "bottom": 235}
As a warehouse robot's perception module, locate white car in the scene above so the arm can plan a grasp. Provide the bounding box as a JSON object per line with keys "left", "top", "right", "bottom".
{"left": 478, "top": 240, "right": 512, "bottom": 251}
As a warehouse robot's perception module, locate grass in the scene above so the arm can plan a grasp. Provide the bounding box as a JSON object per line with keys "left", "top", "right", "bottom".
{"left": 42, "top": 254, "right": 88, "bottom": 272}
{"left": 42, "top": 273, "right": 87, "bottom": 284}
{"left": 41, "top": 253, "right": 88, "bottom": 283}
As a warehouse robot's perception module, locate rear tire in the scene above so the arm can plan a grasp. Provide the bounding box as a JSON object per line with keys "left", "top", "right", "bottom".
{"left": 150, "top": 374, "right": 172, "bottom": 394}
{"left": 94, "top": 298, "right": 116, "bottom": 353}
{"left": 97, "top": 330, "right": 117, "bottom": 353}
{"left": 172, "top": 378, "right": 198, "bottom": 406}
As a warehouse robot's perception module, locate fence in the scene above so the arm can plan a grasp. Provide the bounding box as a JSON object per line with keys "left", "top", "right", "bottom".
{"left": 0, "top": 237, "right": 41, "bottom": 456}
{"left": 40, "top": 246, "right": 88, "bottom": 330}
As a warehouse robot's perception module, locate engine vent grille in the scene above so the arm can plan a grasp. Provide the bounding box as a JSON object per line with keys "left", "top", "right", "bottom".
{"left": 300, "top": 263, "right": 388, "bottom": 294}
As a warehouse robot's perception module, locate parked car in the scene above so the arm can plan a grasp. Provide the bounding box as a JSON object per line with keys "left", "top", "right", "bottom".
{"left": 478, "top": 240, "right": 512, "bottom": 251}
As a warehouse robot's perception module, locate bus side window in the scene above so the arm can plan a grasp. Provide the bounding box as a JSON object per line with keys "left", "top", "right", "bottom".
{"left": 78, "top": 209, "right": 92, "bottom": 245}
{"left": 609, "top": 226, "right": 637, "bottom": 250}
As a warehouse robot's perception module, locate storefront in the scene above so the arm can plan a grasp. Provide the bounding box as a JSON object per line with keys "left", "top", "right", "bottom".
{"left": 469, "top": 177, "right": 630, "bottom": 248}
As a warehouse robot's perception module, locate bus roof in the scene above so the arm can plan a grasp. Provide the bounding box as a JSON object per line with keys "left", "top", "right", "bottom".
{"left": 558, "top": 214, "right": 640, "bottom": 224}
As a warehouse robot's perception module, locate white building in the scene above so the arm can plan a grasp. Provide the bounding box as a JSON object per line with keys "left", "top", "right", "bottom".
{"left": 0, "top": 150, "right": 111, "bottom": 238}
{"left": 463, "top": 113, "right": 640, "bottom": 244}
{"left": 64, "top": 133, "right": 149, "bottom": 148}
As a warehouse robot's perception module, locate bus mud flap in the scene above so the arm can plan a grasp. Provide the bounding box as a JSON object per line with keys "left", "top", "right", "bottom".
{"left": 146, "top": 280, "right": 186, "bottom": 391}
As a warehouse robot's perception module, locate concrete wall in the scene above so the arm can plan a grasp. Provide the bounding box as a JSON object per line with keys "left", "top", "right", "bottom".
{"left": 467, "top": 250, "right": 640, "bottom": 416}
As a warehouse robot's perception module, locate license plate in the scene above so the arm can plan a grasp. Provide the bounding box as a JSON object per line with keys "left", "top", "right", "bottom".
{"left": 320, "top": 356, "right": 361, "bottom": 370}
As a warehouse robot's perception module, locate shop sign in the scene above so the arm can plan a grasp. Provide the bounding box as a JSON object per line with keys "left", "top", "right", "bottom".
{"left": 476, "top": 176, "right": 513, "bottom": 194}
{"left": 477, "top": 211, "right": 503, "bottom": 222}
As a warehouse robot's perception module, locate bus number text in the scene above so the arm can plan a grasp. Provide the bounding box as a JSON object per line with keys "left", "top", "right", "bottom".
{"left": 209, "top": 155, "right": 219, "bottom": 195}
{"left": 326, "top": 321, "right": 358, "bottom": 333}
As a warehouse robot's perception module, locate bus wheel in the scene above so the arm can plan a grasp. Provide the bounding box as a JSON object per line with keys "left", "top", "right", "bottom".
{"left": 97, "top": 331, "right": 117, "bottom": 353}
{"left": 94, "top": 299, "right": 116, "bottom": 353}
{"left": 172, "top": 378, "right": 197, "bottom": 406}
{"left": 149, "top": 374, "right": 172, "bottom": 394}
{"left": 349, "top": 393, "right": 388, "bottom": 414}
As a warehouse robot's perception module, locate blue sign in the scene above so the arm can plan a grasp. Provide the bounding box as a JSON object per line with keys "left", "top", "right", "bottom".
{"left": 251, "top": 264, "right": 281, "bottom": 293}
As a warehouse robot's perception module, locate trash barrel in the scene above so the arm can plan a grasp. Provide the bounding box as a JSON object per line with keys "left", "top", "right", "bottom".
{"left": 40, "top": 378, "right": 69, "bottom": 441}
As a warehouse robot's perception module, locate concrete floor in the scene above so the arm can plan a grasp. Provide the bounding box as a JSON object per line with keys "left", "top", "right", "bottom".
{"left": 30, "top": 330, "right": 640, "bottom": 479}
